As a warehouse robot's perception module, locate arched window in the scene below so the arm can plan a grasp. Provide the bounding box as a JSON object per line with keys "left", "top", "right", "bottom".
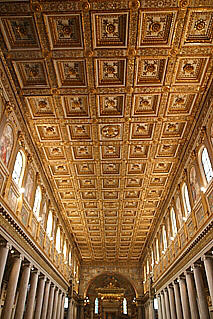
{"left": 123, "top": 298, "right": 127, "bottom": 315}
{"left": 0, "top": 124, "right": 13, "bottom": 166}
{"left": 12, "top": 151, "right": 24, "bottom": 185}
{"left": 33, "top": 186, "right": 42, "bottom": 218}
{"left": 63, "top": 241, "right": 67, "bottom": 259}
{"left": 95, "top": 298, "right": 98, "bottom": 314}
{"left": 170, "top": 208, "right": 177, "bottom": 237}
{"left": 201, "top": 147, "right": 213, "bottom": 183}
{"left": 182, "top": 183, "right": 191, "bottom": 216}
{"left": 162, "top": 225, "right": 167, "bottom": 251}
{"left": 46, "top": 211, "right": 53, "bottom": 238}
{"left": 56, "top": 227, "right": 61, "bottom": 252}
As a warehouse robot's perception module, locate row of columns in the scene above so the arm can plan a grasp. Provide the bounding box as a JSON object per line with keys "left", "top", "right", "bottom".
{"left": 0, "top": 241, "right": 66, "bottom": 319}
{"left": 157, "top": 255, "right": 213, "bottom": 319}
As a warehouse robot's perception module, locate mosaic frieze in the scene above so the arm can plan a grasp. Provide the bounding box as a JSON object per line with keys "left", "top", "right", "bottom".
{"left": 92, "top": 12, "right": 128, "bottom": 48}
{"left": 45, "top": 14, "right": 83, "bottom": 49}
{"left": 138, "top": 11, "right": 177, "bottom": 47}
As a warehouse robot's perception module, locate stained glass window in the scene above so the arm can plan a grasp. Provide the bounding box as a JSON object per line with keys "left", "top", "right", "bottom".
{"left": 171, "top": 208, "right": 177, "bottom": 237}
{"left": 56, "top": 227, "right": 61, "bottom": 252}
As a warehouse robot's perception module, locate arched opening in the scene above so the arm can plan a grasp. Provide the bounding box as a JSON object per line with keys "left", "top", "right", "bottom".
{"left": 85, "top": 273, "right": 136, "bottom": 319}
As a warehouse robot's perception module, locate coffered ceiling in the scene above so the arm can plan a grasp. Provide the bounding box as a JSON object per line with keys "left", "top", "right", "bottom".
{"left": 0, "top": 0, "right": 213, "bottom": 262}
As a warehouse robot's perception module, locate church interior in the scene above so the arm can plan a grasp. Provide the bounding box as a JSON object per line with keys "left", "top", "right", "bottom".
{"left": 0, "top": 0, "right": 213, "bottom": 318}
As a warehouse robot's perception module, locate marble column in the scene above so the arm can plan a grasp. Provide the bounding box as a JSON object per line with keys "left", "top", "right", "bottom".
{"left": 193, "top": 264, "right": 210, "bottom": 319}
{"left": 0, "top": 242, "right": 10, "bottom": 289}
{"left": 157, "top": 294, "right": 163, "bottom": 319}
{"left": 164, "top": 288, "right": 171, "bottom": 319}
{"left": 67, "top": 298, "right": 72, "bottom": 319}
{"left": 56, "top": 290, "right": 62, "bottom": 319}
{"left": 24, "top": 270, "right": 39, "bottom": 319}
{"left": 203, "top": 255, "right": 213, "bottom": 306}
{"left": 161, "top": 291, "right": 166, "bottom": 319}
{"left": 34, "top": 275, "right": 46, "bottom": 319}
{"left": 14, "top": 262, "right": 31, "bottom": 319}
{"left": 1, "top": 254, "right": 23, "bottom": 319}
{"left": 185, "top": 270, "right": 199, "bottom": 319}
{"left": 179, "top": 276, "right": 191, "bottom": 319}
{"left": 168, "top": 284, "right": 177, "bottom": 319}
{"left": 52, "top": 287, "right": 59, "bottom": 319}
{"left": 149, "top": 299, "right": 155, "bottom": 319}
{"left": 174, "top": 281, "right": 183, "bottom": 319}
{"left": 41, "top": 279, "right": 50, "bottom": 319}
{"left": 46, "top": 283, "right": 55, "bottom": 319}
{"left": 90, "top": 301, "right": 94, "bottom": 319}
{"left": 61, "top": 293, "right": 65, "bottom": 319}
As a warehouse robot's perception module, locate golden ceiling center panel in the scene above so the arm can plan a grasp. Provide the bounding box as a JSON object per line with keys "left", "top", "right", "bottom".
{"left": 0, "top": 0, "right": 213, "bottom": 262}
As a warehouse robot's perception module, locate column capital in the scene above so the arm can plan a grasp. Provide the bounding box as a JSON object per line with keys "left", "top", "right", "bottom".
{"left": 202, "top": 254, "right": 213, "bottom": 261}
{"left": 185, "top": 269, "right": 193, "bottom": 276}
{"left": 0, "top": 241, "right": 11, "bottom": 249}
{"left": 164, "top": 287, "right": 168, "bottom": 292}
{"left": 192, "top": 262, "right": 202, "bottom": 270}
{"left": 179, "top": 274, "right": 186, "bottom": 280}
{"left": 22, "top": 261, "right": 33, "bottom": 268}
{"left": 168, "top": 283, "right": 174, "bottom": 289}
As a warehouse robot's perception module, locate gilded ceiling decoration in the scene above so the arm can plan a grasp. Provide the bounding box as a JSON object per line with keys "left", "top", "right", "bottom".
{"left": 0, "top": 0, "right": 213, "bottom": 262}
